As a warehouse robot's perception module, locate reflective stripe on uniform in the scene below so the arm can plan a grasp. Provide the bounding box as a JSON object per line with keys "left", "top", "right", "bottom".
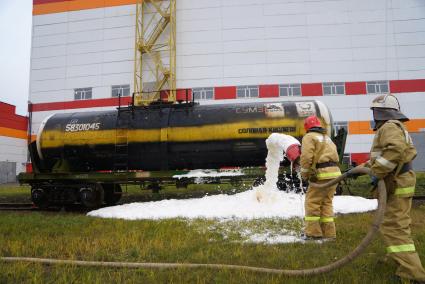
{"left": 386, "top": 244, "right": 416, "bottom": 254}
{"left": 394, "top": 187, "right": 415, "bottom": 196}
{"left": 301, "top": 168, "right": 310, "bottom": 173}
{"left": 370, "top": 151, "right": 382, "bottom": 158}
{"left": 320, "top": 217, "right": 334, "bottom": 223}
{"left": 314, "top": 136, "right": 332, "bottom": 143}
{"left": 376, "top": 156, "right": 397, "bottom": 170}
{"left": 316, "top": 172, "right": 341, "bottom": 179}
{"left": 305, "top": 216, "right": 320, "bottom": 221}
{"left": 314, "top": 136, "right": 324, "bottom": 142}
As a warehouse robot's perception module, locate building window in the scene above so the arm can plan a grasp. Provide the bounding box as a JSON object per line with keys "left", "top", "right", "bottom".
{"left": 367, "top": 81, "right": 389, "bottom": 94}
{"left": 333, "top": 121, "right": 348, "bottom": 133}
{"left": 279, "top": 84, "right": 301, "bottom": 96}
{"left": 74, "top": 87, "right": 92, "bottom": 100}
{"left": 193, "top": 87, "right": 214, "bottom": 100}
{"left": 323, "top": 82, "right": 345, "bottom": 96}
{"left": 111, "top": 84, "right": 130, "bottom": 97}
{"left": 237, "top": 85, "right": 259, "bottom": 98}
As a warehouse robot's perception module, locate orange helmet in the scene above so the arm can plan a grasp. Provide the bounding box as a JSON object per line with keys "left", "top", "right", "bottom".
{"left": 304, "top": 115, "right": 321, "bottom": 131}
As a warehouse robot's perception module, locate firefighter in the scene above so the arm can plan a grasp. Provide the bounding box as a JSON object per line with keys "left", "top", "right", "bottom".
{"left": 366, "top": 94, "right": 425, "bottom": 282}
{"left": 300, "top": 115, "right": 341, "bottom": 239}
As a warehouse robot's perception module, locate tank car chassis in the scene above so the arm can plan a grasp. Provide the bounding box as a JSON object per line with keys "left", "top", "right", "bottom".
{"left": 18, "top": 167, "right": 279, "bottom": 209}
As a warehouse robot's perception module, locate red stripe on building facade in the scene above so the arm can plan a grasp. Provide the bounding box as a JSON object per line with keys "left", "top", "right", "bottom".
{"left": 390, "top": 79, "right": 425, "bottom": 93}
{"left": 31, "top": 97, "right": 132, "bottom": 112}
{"left": 28, "top": 79, "right": 425, "bottom": 112}
{"left": 259, "top": 85, "right": 279, "bottom": 98}
{"left": 176, "top": 89, "right": 192, "bottom": 101}
{"left": 0, "top": 102, "right": 17, "bottom": 114}
{"left": 301, "top": 83, "right": 323, "bottom": 96}
{"left": 214, "top": 86, "right": 236, "bottom": 100}
{"left": 0, "top": 102, "right": 28, "bottom": 132}
{"left": 345, "top": 82, "right": 366, "bottom": 95}
{"left": 350, "top": 153, "right": 369, "bottom": 165}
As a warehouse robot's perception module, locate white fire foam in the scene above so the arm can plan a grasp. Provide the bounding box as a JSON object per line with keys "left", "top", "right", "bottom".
{"left": 88, "top": 133, "right": 377, "bottom": 244}
{"left": 254, "top": 133, "right": 300, "bottom": 203}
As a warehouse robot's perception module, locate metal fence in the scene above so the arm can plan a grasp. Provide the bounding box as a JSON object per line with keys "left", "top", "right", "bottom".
{"left": 0, "top": 161, "right": 16, "bottom": 184}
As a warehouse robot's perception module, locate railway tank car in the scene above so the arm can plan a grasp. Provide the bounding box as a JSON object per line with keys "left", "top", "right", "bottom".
{"left": 22, "top": 99, "right": 336, "bottom": 208}
{"left": 33, "top": 100, "right": 332, "bottom": 173}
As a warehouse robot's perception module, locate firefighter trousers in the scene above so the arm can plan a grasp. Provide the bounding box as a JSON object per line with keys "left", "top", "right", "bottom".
{"left": 380, "top": 194, "right": 425, "bottom": 281}
{"left": 304, "top": 180, "right": 337, "bottom": 238}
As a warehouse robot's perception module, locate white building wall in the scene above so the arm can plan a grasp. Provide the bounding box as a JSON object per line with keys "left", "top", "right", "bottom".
{"left": 30, "top": 1, "right": 425, "bottom": 101}
{"left": 30, "top": 4, "right": 135, "bottom": 104}
{"left": 29, "top": 0, "right": 425, "bottom": 157}
{"left": 0, "top": 136, "right": 27, "bottom": 175}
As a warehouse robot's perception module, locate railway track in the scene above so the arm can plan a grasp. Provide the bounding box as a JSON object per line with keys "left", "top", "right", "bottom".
{"left": 0, "top": 203, "right": 36, "bottom": 211}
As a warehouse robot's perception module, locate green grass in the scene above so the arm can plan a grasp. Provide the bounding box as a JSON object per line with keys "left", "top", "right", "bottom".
{"left": 1, "top": 205, "right": 425, "bottom": 283}
{"left": 0, "top": 184, "right": 31, "bottom": 203}
{"left": 0, "top": 175, "right": 425, "bottom": 283}
{"left": 340, "top": 171, "right": 425, "bottom": 198}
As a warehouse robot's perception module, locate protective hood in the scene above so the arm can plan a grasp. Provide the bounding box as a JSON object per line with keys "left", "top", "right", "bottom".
{"left": 307, "top": 127, "right": 326, "bottom": 134}
{"left": 372, "top": 108, "right": 409, "bottom": 122}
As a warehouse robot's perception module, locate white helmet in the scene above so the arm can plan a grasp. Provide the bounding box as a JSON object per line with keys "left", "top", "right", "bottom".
{"left": 370, "top": 94, "right": 408, "bottom": 122}
{"left": 370, "top": 94, "right": 400, "bottom": 110}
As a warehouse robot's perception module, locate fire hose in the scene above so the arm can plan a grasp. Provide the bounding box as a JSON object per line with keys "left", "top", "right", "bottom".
{"left": 1, "top": 166, "right": 386, "bottom": 276}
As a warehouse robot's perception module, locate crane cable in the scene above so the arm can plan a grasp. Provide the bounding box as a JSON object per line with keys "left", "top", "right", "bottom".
{"left": 1, "top": 167, "right": 386, "bottom": 276}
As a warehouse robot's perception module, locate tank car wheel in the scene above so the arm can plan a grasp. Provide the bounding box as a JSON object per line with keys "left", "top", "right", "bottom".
{"left": 102, "top": 184, "right": 122, "bottom": 205}
{"left": 31, "top": 187, "right": 50, "bottom": 209}
{"left": 79, "top": 185, "right": 103, "bottom": 208}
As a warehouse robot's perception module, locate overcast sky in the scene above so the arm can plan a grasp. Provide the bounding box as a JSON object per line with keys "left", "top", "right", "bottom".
{"left": 0, "top": 0, "right": 32, "bottom": 116}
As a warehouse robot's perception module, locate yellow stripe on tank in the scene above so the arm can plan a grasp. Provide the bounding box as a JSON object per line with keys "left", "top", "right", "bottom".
{"left": 40, "top": 118, "right": 303, "bottom": 148}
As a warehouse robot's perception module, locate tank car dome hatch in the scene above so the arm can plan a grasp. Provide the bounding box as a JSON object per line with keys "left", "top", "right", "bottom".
{"left": 315, "top": 100, "right": 333, "bottom": 136}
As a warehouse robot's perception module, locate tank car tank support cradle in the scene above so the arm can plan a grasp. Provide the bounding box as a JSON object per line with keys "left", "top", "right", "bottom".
{"left": 102, "top": 184, "right": 123, "bottom": 206}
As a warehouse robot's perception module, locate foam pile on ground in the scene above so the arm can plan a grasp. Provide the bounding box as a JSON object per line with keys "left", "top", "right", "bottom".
{"left": 87, "top": 191, "right": 377, "bottom": 220}
{"left": 87, "top": 133, "right": 377, "bottom": 243}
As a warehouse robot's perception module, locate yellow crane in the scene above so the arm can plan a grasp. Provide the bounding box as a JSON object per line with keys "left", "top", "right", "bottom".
{"left": 134, "top": 0, "right": 176, "bottom": 106}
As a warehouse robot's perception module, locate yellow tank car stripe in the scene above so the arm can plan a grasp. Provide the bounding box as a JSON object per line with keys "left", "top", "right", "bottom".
{"left": 167, "top": 119, "right": 300, "bottom": 142}
{"left": 40, "top": 118, "right": 304, "bottom": 148}
{"left": 40, "top": 129, "right": 160, "bottom": 148}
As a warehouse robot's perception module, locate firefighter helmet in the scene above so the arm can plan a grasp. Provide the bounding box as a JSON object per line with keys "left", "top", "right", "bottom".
{"left": 370, "top": 94, "right": 400, "bottom": 110}
{"left": 370, "top": 94, "right": 409, "bottom": 122}
{"left": 304, "top": 115, "right": 321, "bottom": 131}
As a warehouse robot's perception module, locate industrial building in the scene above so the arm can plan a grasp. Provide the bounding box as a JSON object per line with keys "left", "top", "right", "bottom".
{"left": 29, "top": 0, "right": 425, "bottom": 169}
{"left": 0, "top": 102, "right": 28, "bottom": 183}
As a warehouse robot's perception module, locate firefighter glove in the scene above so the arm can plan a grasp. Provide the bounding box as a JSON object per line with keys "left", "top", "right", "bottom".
{"left": 370, "top": 175, "right": 379, "bottom": 187}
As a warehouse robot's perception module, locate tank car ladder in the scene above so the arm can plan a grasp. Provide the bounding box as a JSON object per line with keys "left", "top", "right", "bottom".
{"left": 114, "top": 109, "right": 130, "bottom": 172}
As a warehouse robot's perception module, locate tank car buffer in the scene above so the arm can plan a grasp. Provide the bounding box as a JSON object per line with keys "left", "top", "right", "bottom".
{"left": 18, "top": 99, "right": 346, "bottom": 209}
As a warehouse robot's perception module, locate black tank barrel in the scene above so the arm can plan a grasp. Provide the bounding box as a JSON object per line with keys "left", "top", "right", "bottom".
{"left": 35, "top": 100, "right": 332, "bottom": 172}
